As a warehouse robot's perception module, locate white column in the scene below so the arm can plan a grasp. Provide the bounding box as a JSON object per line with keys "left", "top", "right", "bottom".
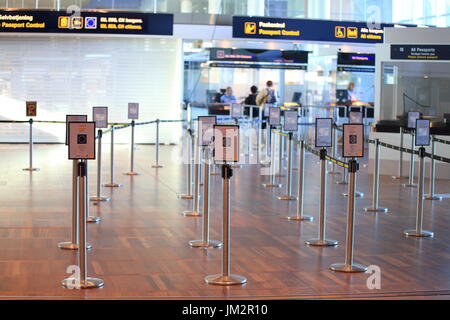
{"left": 181, "top": 0, "right": 192, "bottom": 13}
{"left": 208, "top": 0, "right": 220, "bottom": 14}
{"left": 247, "top": 0, "right": 265, "bottom": 16}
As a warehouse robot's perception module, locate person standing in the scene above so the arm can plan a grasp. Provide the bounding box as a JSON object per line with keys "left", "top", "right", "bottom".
{"left": 256, "top": 81, "right": 278, "bottom": 128}
{"left": 220, "top": 87, "right": 237, "bottom": 104}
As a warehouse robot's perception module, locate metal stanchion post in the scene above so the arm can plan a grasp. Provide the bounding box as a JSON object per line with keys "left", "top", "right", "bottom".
{"left": 288, "top": 141, "right": 313, "bottom": 221}
{"left": 278, "top": 133, "right": 297, "bottom": 201}
{"left": 205, "top": 165, "right": 247, "bottom": 286}
{"left": 262, "top": 129, "right": 282, "bottom": 188}
{"left": 62, "top": 160, "right": 104, "bottom": 289}
{"left": 404, "top": 147, "right": 434, "bottom": 238}
{"left": 189, "top": 148, "right": 222, "bottom": 248}
{"left": 152, "top": 119, "right": 164, "bottom": 168}
{"left": 425, "top": 136, "right": 443, "bottom": 201}
{"left": 104, "top": 126, "right": 123, "bottom": 188}
{"left": 306, "top": 149, "right": 338, "bottom": 247}
{"left": 182, "top": 139, "right": 201, "bottom": 217}
{"left": 23, "top": 119, "right": 40, "bottom": 172}
{"left": 392, "top": 127, "right": 405, "bottom": 180}
{"left": 85, "top": 161, "right": 101, "bottom": 224}
{"left": 403, "top": 133, "right": 417, "bottom": 188}
{"left": 125, "top": 120, "right": 140, "bottom": 176}
{"left": 179, "top": 131, "right": 194, "bottom": 199}
{"left": 364, "top": 139, "right": 388, "bottom": 213}
{"left": 90, "top": 130, "right": 110, "bottom": 202}
{"left": 275, "top": 133, "right": 285, "bottom": 177}
{"left": 59, "top": 160, "right": 92, "bottom": 250}
{"left": 330, "top": 159, "right": 368, "bottom": 273}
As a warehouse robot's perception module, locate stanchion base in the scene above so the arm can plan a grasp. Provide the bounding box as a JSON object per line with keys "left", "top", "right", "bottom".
{"left": 392, "top": 176, "right": 405, "bottom": 180}
{"left": 178, "top": 194, "right": 193, "bottom": 200}
{"left": 124, "top": 172, "right": 141, "bottom": 176}
{"left": 103, "top": 183, "right": 123, "bottom": 188}
{"left": 152, "top": 165, "right": 164, "bottom": 169}
{"left": 262, "top": 183, "right": 282, "bottom": 188}
{"left": 62, "top": 277, "right": 104, "bottom": 289}
{"left": 402, "top": 184, "right": 418, "bottom": 188}
{"left": 277, "top": 195, "right": 298, "bottom": 201}
{"left": 58, "top": 242, "right": 92, "bottom": 250}
{"left": 275, "top": 173, "right": 285, "bottom": 178}
{"left": 364, "top": 207, "right": 389, "bottom": 213}
{"left": 87, "top": 216, "right": 101, "bottom": 223}
{"left": 22, "top": 168, "right": 40, "bottom": 172}
{"left": 342, "top": 192, "right": 364, "bottom": 198}
{"left": 287, "top": 215, "right": 314, "bottom": 222}
{"left": 336, "top": 181, "right": 348, "bottom": 185}
{"left": 210, "top": 172, "right": 220, "bottom": 176}
{"left": 231, "top": 165, "right": 243, "bottom": 169}
{"left": 182, "top": 211, "right": 202, "bottom": 217}
{"left": 90, "top": 196, "right": 110, "bottom": 202}
{"left": 330, "top": 263, "right": 368, "bottom": 273}
{"left": 425, "top": 195, "right": 443, "bottom": 201}
{"left": 205, "top": 274, "right": 247, "bottom": 286}
{"left": 404, "top": 230, "right": 434, "bottom": 238}
{"left": 305, "top": 239, "right": 338, "bottom": 247}
{"left": 189, "top": 240, "right": 223, "bottom": 248}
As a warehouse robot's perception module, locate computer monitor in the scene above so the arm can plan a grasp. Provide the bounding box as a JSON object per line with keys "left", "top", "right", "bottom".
{"left": 336, "top": 89, "right": 349, "bottom": 105}
{"left": 292, "top": 92, "right": 302, "bottom": 104}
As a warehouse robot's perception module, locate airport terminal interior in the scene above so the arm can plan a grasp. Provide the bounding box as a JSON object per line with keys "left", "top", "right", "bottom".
{"left": 1, "top": 0, "right": 450, "bottom": 301}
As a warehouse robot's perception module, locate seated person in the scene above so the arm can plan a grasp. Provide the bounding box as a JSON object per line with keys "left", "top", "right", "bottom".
{"left": 220, "top": 87, "right": 237, "bottom": 104}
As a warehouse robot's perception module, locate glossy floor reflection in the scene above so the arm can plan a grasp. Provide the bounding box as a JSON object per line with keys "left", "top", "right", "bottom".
{"left": 0, "top": 142, "right": 450, "bottom": 299}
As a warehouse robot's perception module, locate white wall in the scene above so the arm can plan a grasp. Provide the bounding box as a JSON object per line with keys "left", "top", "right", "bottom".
{"left": 0, "top": 35, "right": 183, "bottom": 144}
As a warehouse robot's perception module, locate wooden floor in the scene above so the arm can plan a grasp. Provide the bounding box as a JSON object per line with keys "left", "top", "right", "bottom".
{"left": 1, "top": 141, "right": 450, "bottom": 300}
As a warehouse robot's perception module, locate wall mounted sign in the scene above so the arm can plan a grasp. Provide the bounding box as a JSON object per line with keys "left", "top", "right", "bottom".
{"left": 66, "top": 115, "right": 87, "bottom": 146}
{"left": 198, "top": 116, "right": 217, "bottom": 147}
{"left": 315, "top": 118, "right": 333, "bottom": 148}
{"left": 210, "top": 48, "right": 309, "bottom": 64}
{"left": 0, "top": 10, "right": 173, "bottom": 35}
{"left": 391, "top": 45, "right": 450, "bottom": 61}
{"left": 233, "top": 16, "right": 414, "bottom": 44}
{"left": 415, "top": 119, "right": 430, "bottom": 147}
{"left": 128, "top": 103, "right": 139, "bottom": 120}
{"left": 269, "top": 107, "right": 281, "bottom": 126}
{"left": 213, "top": 125, "right": 239, "bottom": 163}
{"left": 68, "top": 122, "right": 96, "bottom": 160}
{"left": 209, "top": 62, "right": 307, "bottom": 70}
{"left": 337, "top": 52, "right": 375, "bottom": 66}
{"left": 407, "top": 111, "right": 421, "bottom": 129}
{"left": 26, "top": 101, "right": 37, "bottom": 117}
{"left": 343, "top": 124, "right": 364, "bottom": 158}
{"left": 283, "top": 110, "right": 298, "bottom": 132}
{"left": 93, "top": 107, "right": 108, "bottom": 129}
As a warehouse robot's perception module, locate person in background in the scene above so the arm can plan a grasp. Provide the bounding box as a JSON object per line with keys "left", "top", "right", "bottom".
{"left": 256, "top": 81, "right": 277, "bottom": 129}
{"left": 220, "top": 87, "right": 237, "bottom": 104}
{"left": 244, "top": 85, "right": 259, "bottom": 118}
{"left": 347, "top": 81, "right": 360, "bottom": 105}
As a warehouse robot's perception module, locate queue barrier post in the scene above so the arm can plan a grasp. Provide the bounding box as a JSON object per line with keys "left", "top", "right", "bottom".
{"left": 364, "top": 139, "right": 388, "bottom": 213}
{"left": 125, "top": 120, "right": 140, "bottom": 176}
{"left": 305, "top": 148, "right": 338, "bottom": 247}
{"left": 62, "top": 160, "right": 104, "bottom": 289}
{"left": 58, "top": 160, "right": 92, "bottom": 250}
{"left": 23, "top": 119, "right": 40, "bottom": 172}
{"left": 278, "top": 132, "right": 297, "bottom": 201}
{"left": 189, "top": 148, "right": 222, "bottom": 249}
{"left": 328, "top": 126, "right": 340, "bottom": 175}
{"left": 262, "top": 128, "right": 282, "bottom": 189}
{"left": 152, "top": 119, "right": 164, "bottom": 168}
{"left": 330, "top": 159, "right": 368, "bottom": 273}
{"left": 205, "top": 165, "right": 247, "bottom": 286}
{"left": 182, "top": 137, "right": 201, "bottom": 217}
{"left": 275, "top": 133, "right": 285, "bottom": 177}
{"left": 392, "top": 127, "right": 405, "bottom": 180}
{"left": 402, "top": 132, "right": 417, "bottom": 188}
{"left": 90, "top": 130, "right": 110, "bottom": 202}
{"left": 404, "top": 147, "right": 434, "bottom": 238}
{"left": 104, "top": 126, "right": 123, "bottom": 188}
{"left": 179, "top": 130, "right": 194, "bottom": 199}
{"left": 425, "top": 136, "right": 443, "bottom": 201}
{"left": 288, "top": 140, "right": 314, "bottom": 222}
{"left": 85, "top": 160, "right": 101, "bottom": 224}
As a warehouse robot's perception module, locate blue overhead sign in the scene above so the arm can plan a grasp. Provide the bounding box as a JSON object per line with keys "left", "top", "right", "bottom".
{"left": 0, "top": 10, "right": 173, "bottom": 35}
{"left": 233, "top": 16, "right": 412, "bottom": 44}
